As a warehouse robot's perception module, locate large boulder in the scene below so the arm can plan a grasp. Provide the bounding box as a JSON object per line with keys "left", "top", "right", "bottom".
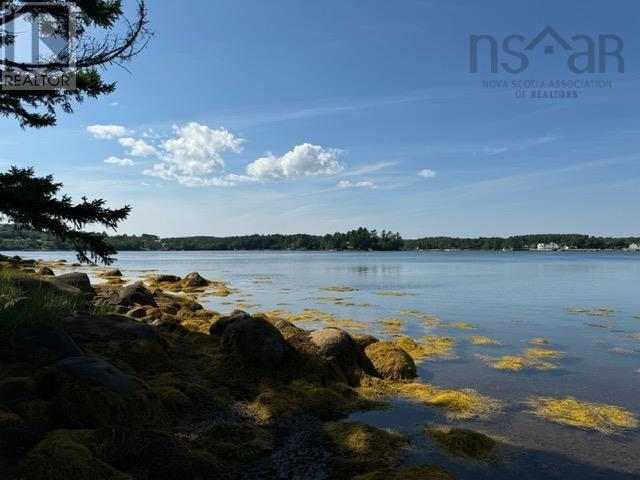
{"left": 36, "top": 267, "right": 55, "bottom": 276}
{"left": 55, "top": 356, "right": 141, "bottom": 394}
{"left": 51, "top": 273, "right": 94, "bottom": 296}
{"left": 119, "top": 282, "right": 157, "bottom": 307}
{"left": 218, "top": 316, "right": 288, "bottom": 367}
{"left": 62, "top": 314, "right": 160, "bottom": 344}
{"left": 364, "top": 342, "right": 417, "bottom": 380}
{"left": 181, "top": 272, "right": 209, "bottom": 288}
{"left": 208, "top": 310, "right": 251, "bottom": 336}
{"left": 309, "top": 328, "right": 353, "bottom": 358}
{"left": 309, "top": 328, "right": 375, "bottom": 378}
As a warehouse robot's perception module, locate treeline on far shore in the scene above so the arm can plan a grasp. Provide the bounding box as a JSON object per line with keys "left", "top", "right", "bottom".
{"left": 0, "top": 225, "right": 638, "bottom": 252}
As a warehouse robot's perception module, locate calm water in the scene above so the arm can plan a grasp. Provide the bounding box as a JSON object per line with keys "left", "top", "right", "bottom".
{"left": 9, "top": 250, "right": 640, "bottom": 479}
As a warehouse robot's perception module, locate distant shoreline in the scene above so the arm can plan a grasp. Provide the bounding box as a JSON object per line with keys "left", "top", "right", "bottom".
{"left": 1, "top": 225, "right": 639, "bottom": 253}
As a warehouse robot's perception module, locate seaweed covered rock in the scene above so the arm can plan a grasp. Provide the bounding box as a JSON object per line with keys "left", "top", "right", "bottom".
{"left": 181, "top": 272, "right": 209, "bottom": 288}
{"left": 62, "top": 315, "right": 160, "bottom": 344}
{"left": 364, "top": 342, "right": 417, "bottom": 380}
{"left": 0, "top": 377, "right": 37, "bottom": 408}
{"left": 96, "top": 428, "right": 228, "bottom": 480}
{"left": 219, "top": 316, "right": 289, "bottom": 367}
{"left": 42, "top": 359, "right": 163, "bottom": 428}
{"left": 51, "top": 272, "right": 94, "bottom": 296}
{"left": 352, "top": 465, "right": 455, "bottom": 480}
{"left": 119, "top": 282, "right": 157, "bottom": 307}
{"left": 208, "top": 310, "right": 251, "bottom": 336}
{"left": 6, "top": 325, "right": 83, "bottom": 364}
{"left": 428, "top": 427, "right": 496, "bottom": 460}
{"left": 55, "top": 357, "right": 142, "bottom": 394}
{"left": 0, "top": 405, "right": 43, "bottom": 459}
{"left": 19, "top": 429, "right": 130, "bottom": 480}
{"left": 324, "top": 421, "right": 410, "bottom": 476}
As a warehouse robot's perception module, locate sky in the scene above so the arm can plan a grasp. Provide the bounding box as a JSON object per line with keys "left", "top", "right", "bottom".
{"left": 2, "top": 0, "right": 640, "bottom": 238}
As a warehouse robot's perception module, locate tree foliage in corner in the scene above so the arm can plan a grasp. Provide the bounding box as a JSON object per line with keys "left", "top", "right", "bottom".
{"left": 0, "top": 1, "right": 149, "bottom": 263}
{"left": 0, "top": 0, "right": 150, "bottom": 127}
{"left": 0, "top": 167, "right": 131, "bottom": 264}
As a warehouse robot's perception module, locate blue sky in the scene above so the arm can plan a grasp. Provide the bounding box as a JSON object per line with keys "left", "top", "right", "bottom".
{"left": 2, "top": 0, "right": 639, "bottom": 237}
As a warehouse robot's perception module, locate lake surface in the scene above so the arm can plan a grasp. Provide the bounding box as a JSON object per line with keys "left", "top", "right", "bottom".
{"left": 8, "top": 250, "right": 640, "bottom": 479}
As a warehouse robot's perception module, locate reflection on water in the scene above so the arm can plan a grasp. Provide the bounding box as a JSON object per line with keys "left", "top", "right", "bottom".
{"left": 10, "top": 250, "right": 640, "bottom": 478}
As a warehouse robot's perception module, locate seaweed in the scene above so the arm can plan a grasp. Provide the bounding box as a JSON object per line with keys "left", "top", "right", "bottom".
{"left": 528, "top": 396, "right": 638, "bottom": 434}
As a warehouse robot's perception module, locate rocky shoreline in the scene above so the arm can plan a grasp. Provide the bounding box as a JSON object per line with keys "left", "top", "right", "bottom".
{"left": 0, "top": 254, "right": 513, "bottom": 479}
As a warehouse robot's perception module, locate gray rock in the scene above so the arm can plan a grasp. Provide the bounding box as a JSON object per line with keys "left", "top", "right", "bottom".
{"left": 36, "top": 267, "right": 55, "bottom": 276}
{"left": 101, "top": 268, "right": 122, "bottom": 277}
{"left": 56, "top": 356, "right": 141, "bottom": 394}
{"left": 309, "top": 328, "right": 369, "bottom": 375}
{"left": 209, "top": 310, "right": 251, "bottom": 336}
{"left": 119, "top": 282, "right": 157, "bottom": 307}
{"left": 309, "top": 328, "right": 353, "bottom": 358}
{"left": 62, "top": 314, "right": 160, "bottom": 344}
{"left": 181, "top": 272, "right": 209, "bottom": 287}
{"left": 51, "top": 272, "right": 94, "bottom": 295}
{"left": 220, "top": 317, "right": 288, "bottom": 367}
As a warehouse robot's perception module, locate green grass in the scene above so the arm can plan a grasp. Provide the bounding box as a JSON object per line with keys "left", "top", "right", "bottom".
{"left": 0, "top": 267, "right": 84, "bottom": 333}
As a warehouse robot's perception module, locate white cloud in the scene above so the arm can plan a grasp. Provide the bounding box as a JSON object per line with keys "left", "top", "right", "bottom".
{"left": 160, "top": 123, "right": 243, "bottom": 175}
{"left": 418, "top": 169, "right": 437, "bottom": 178}
{"left": 87, "top": 124, "right": 129, "bottom": 139}
{"left": 142, "top": 163, "right": 237, "bottom": 187}
{"left": 104, "top": 156, "right": 134, "bottom": 166}
{"left": 119, "top": 137, "right": 157, "bottom": 157}
{"left": 246, "top": 143, "right": 343, "bottom": 180}
{"left": 337, "top": 180, "right": 376, "bottom": 189}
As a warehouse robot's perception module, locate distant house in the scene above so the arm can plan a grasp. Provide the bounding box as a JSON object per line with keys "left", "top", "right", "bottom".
{"left": 537, "top": 242, "right": 560, "bottom": 251}
{"left": 629, "top": 243, "right": 640, "bottom": 251}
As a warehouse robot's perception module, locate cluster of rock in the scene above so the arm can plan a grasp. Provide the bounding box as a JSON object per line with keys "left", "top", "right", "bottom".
{"left": 0, "top": 258, "right": 421, "bottom": 480}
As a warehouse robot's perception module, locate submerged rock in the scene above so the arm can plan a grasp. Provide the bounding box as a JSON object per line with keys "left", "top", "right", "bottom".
{"left": 428, "top": 427, "right": 496, "bottom": 460}
{"left": 119, "top": 282, "right": 158, "bottom": 307}
{"left": 364, "top": 342, "right": 416, "bottom": 380}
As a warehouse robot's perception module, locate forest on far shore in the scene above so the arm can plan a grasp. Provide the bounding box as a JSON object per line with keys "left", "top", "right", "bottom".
{"left": 1, "top": 224, "right": 638, "bottom": 253}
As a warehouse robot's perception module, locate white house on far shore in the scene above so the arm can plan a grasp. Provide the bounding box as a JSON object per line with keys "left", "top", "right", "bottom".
{"left": 628, "top": 243, "right": 640, "bottom": 251}
{"left": 537, "top": 242, "right": 560, "bottom": 251}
